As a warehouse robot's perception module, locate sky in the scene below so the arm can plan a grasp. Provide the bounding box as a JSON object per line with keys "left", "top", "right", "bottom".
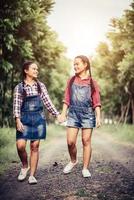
{"left": 47, "top": 0, "right": 132, "bottom": 59}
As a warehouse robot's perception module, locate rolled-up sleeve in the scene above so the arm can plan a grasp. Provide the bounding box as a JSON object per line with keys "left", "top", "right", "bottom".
{"left": 63, "top": 78, "right": 71, "bottom": 106}
{"left": 40, "top": 83, "right": 59, "bottom": 116}
{"left": 13, "top": 85, "right": 23, "bottom": 118}
{"left": 92, "top": 80, "right": 101, "bottom": 109}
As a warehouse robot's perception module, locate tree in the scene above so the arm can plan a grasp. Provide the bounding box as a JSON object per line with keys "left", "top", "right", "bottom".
{"left": 0, "top": 0, "right": 71, "bottom": 126}
{"left": 93, "top": 1, "right": 134, "bottom": 123}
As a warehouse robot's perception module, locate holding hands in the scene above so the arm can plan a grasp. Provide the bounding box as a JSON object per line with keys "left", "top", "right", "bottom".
{"left": 56, "top": 103, "right": 68, "bottom": 124}
{"left": 57, "top": 113, "right": 67, "bottom": 124}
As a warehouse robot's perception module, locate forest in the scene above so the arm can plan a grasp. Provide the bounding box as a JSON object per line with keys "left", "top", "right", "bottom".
{"left": 93, "top": 1, "right": 134, "bottom": 124}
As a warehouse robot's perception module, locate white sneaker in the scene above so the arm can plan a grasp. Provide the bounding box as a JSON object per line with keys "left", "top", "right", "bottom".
{"left": 28, "top": 176, "right": 37, "bottom": 184}
{"left": 63, "top": 160, "right": 78, "bottom": 174}
{"left": 18, "top": 167, "right": 30, "bottom": 181}
{"left": 82, "top": 169, "right": 91, "bottom": 178}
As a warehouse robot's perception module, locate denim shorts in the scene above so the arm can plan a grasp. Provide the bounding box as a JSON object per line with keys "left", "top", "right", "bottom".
{"left": 67, "top": 106, "right": 96, "bottom": 128}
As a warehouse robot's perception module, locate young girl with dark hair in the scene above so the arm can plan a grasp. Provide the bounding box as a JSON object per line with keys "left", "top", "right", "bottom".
{"left": 60, "top": 55, "right": 101, "bottom": 178}
{"left": 13, "top": 61, "right": 60, "bottom": 184}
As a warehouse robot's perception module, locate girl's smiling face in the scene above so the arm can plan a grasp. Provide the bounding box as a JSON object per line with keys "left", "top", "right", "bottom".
{"left": 74, "top": 58, "right": 87, "bottom": 76}
{"left": 24, "top": 63, "right": 38, "bottom": 79}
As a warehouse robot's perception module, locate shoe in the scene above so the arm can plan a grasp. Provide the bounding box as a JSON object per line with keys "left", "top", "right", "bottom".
{"left": 82, "top": 169, "right": 91, "bottom": 178}
{"left": 18, "top": 167, "right": 30, "bottom": 181}
{"left": 63, "top": 160, "right": 78, "bottom": 174}
{"left": 28, "top": 176, "right": 37, "bottom": 184}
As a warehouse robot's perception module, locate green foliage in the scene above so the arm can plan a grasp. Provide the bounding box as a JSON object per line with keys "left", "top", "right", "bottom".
{"left": 48, "top": 56, "right": 71, "bottom": 110}
{"left": 1, "top": 0, "right": 71, "bottom": 126}
{"left": 1, "top": 60, "right": 13, "bottom": 73}
{"left": 0, "top": 128, "right": 18, "bottom": 174}
{"left": 100, "top": 124, "right": 134, "bottom": 143}
{"left": 93, "top": 1, "right": 134, "bottom": 123}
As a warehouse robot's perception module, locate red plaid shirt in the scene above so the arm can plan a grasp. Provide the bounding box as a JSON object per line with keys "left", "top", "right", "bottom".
{"left": 13, "top": 81, "right": 59, "bottom": 118}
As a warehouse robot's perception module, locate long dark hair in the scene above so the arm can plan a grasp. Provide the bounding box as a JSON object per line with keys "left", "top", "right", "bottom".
{"left": 75, "top": 55, "right": 95, "bottom": 93}
{"left": 22, "top": 61, "right": 41, "bottom": 96}
{"left": 22, "top": 60, "right": 34, "bottom": 79}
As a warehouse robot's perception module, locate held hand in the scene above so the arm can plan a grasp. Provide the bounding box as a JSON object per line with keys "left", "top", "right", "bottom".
{"left": 57, "top": 114, "right": 67, "bottom": 123}
{"left": 96, "top": 117, "right": 101, "bottom": 128}
{"left": 16, "top": 118, "right": 24, "bottom": 132}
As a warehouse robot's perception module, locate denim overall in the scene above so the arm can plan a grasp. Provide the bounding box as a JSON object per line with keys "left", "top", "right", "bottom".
{"left": 16, "top": 90, "right": 46, "bottom": 140}
{"left": 67, "top": 83, "right": 96, "bottom": 128}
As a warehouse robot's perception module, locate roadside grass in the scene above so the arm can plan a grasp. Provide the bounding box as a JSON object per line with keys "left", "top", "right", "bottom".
{"left": 43, "top": 123, "right": 66, "bottom": 141}
{"left": 0, "top": 128, "right": 18, "bottom": 174}
{"left": 0, "top": 124, "right": 66, "bottom": 175}
{"left": 99, "top": 124, "right": 134, "bottom": 144}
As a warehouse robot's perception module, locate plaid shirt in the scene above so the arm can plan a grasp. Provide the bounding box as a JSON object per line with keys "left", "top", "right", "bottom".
{"left": 13, "top": 81, "right": 59, "bottom": 118}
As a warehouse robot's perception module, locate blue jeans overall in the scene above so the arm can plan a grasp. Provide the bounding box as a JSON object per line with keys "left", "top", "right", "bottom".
{"left": 16, "top": 95, "right": 46, "bottom": 140}
{"left": 67, "top": 83, "right": 96, "bottom": 128}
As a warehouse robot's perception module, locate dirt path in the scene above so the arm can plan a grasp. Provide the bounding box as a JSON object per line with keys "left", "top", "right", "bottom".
{"left": 0, "top": 128, "right": 134, "bottom": 200}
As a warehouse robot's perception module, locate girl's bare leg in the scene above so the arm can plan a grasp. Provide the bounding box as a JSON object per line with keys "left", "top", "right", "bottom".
{"left": 67, "top": 127, "right": 79, "bottom": 162}
{"left": 30, "top": 140, "right": 40, "bottom": 176}
{"left": 82, "top": 128, "right": 92, "bottom": 168}
{"left": 16, "top": 139, "right": 28, "bottom": 168}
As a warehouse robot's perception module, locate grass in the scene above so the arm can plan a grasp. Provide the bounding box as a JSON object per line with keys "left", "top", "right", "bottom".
{"left": 99, "top": 124, "right": 134, "bottom": 144}
{"left": 44, "top": 123, "right": 66, "bottom": 141}
{"left": 0, "top": 124, "right": 66, "bottom": 175}
{"left": 0, "top": 128, "right": 18, "bottom": 174}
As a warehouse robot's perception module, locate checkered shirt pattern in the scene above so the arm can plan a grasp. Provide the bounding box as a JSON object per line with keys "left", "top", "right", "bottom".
{"left": 13, "top": 81, "right": 59, "bottom": 118}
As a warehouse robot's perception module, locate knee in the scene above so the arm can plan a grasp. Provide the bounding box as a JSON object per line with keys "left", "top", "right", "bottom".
{"left": 17, "top": 145, "right": 26, "bottom": 152}
{"left": 67, "top": 141, "right": 76, "bottom": 149}
{"left": 30, "top": 144, "right": 39, "bottom": 152}
{"left": 82, "top": 138, "right": 91, "bottom": 146}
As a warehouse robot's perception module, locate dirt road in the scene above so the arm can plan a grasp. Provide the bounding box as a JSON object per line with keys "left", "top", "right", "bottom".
{"left": 0, "top": 128, "right": 134, "bottom": 200}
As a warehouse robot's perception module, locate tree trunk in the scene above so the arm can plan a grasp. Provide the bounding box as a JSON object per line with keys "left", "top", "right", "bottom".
{"left": 118, "top": 104, "right": 127, "bottom": 124}
{"left": 131, "top": 98, "right": 134, "bottom": 124}
{"left": 11, "top": 68, "right": 14, "bottom": 126}
{"left": 1, "top": 76, "right": 7, "bottom": 127}
{"left": 124, "top": 99, "right": 130, "bottom": 124}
